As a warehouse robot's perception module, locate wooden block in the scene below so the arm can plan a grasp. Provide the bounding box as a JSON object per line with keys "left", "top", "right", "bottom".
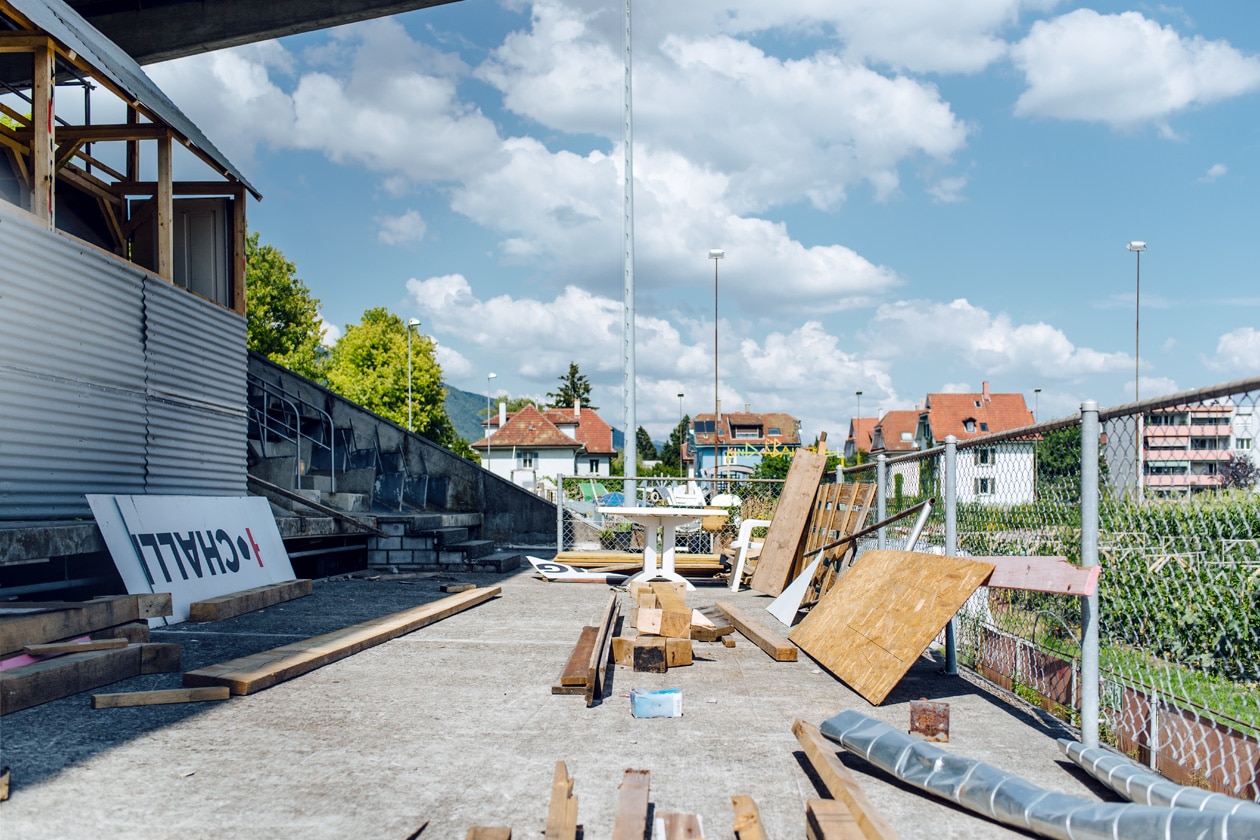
{"left": 714, "top": 602, "right": 798, "bottom": 661}
{"left": 585, "top": 593, "right": 620, "bottom": 707}
{"left": 559, "top": 626, "right": 599, "bottom": 686}
{"left": 792, "top": 719, "right": 901, "bottom": 840}
{"left": 723, "top": 637, "right": 736, "bottom": 648}
{"left": 551, "top": 684, "right": 585, "bottom": 696}
{"left": 466, "top": 828, "right": 511, "bottom": 839}
{"left": 633, "top": 637, "right": 667, "bottom": 673}
{"left": 440, "top": 583, "right": 477, "bottom": 594}
{"left": 659, "top": 812, "right": 705, "bottom": 838}
{"left": 612, "top": 769, "right": 650, "bottom": 840}
{"left": 636, "top": 608, "right": 663, "bottom": 636}
{"left": 612, "top": 634, "right": 637, "bottom": 668}
{"left": 750, "top": 441, "right": 830, "bottom": 596}
{"left": 732, "top": 794, "right": 767, "bottom": 840}
{"left": 1, "top": 594, "right": 171, "bottom": 659}
{"left": 666, "top": 637, "right": 692, "bottom": 667}
{"left": 1, "top": 643, "right": 179, "bottom": 715}
{"left": 650, "top": 582, "right": 691, "bottom": 639}
{"left": 807, "top": 798, "right": 864, "bottom": 840}
{"left": 91, "top": 686, "right": 230, "bottom": 709}
{"left": 635, "top": 590, "right": 658, "bottom": 609}
{"left": 91, "top": 621, "right": 149, "bottom": 645}
{"left": 140, "top": 643, "right": 181, "bottom": 674}
{"left": 24, "top": 638, "right": 128, "bottom": 655}
{"left": 184, "top": 587, "right": 500, "bottom": 695}
{"left": 788, "top": 550, "right": 994, "bottom": 705}
{"left": 544, "top": 760, "right": 578, "bottom": 840}
{"left": 188, "top": 580, "right": 312, "bottom": 622}
{"left": 0, "top": 766, "right": 8, "bottom": 802}
{"left": 691, "top": 606, "right": 734, "bottom": 642}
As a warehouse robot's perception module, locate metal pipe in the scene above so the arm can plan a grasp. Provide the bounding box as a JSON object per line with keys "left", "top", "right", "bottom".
{"left": 1080, "top": 400, "right": 1100, "bottom": 748}
{"left": 944, "top": 435, "right": 958, "bottom": 675}
{"left": 875, "top": 454, "right": 887, "bottom": 550}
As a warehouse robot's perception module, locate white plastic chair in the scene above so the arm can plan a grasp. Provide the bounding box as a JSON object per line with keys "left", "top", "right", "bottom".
{"left": 727, "top": 517, "right": 771, "bottom": 592}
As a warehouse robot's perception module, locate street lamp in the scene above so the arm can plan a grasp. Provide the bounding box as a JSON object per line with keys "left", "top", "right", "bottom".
{"left": 677, "top": 392, "right": 685, "bottom": 431}
{"left": 855, "top": 390, "right": 863, "bottom": 420}
{"left": 406, "top": 318, "right": 421, "bottom": 432}
{"left": 1127, "top": 240, "right": 1146, "bottom": 502}
{"left": 709, "top": 248, "right": 724, "bottom": 478}
{"left": 1034, "top": 388, "right": 1041, "bottom": 422}
{"left": 485, "top": 372, "right": 497, "bottom": 470}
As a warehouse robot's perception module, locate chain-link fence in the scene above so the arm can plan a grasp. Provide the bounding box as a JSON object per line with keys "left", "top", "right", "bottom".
{"left": 838, "top": 378, "right": 1260, "bottom": 801}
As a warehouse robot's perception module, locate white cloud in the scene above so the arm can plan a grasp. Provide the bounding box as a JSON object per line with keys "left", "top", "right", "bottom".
{"left": 1197, "top": 163, "right": 1228, "bottom": 183}
{"left": 319, "top": 318, "right": 342, "bottom": 347}
{"left": 1011, "top": 10, "right": 1260, "bottom": 130}
{"left": 868, "top": 298, "right": 1130, "bottom": 378}
{"left": 376, "top": 210, "right": 428, "bottom": 245}
{"left": 928, "top": 176, "right": 969, "bottom": 203}
{"left": 1206, "top": 327, "right": 1260, "bottom": 373}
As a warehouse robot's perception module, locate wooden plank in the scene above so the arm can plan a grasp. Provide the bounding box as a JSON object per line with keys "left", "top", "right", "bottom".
{"left": 659, "top": 812, "right": 705, "bottom": 838}
{"left": 731, "top": 794, "right": 767, "bottom": 840}
{"left": 24, "top": 638, "right": 128, "bottom": 655}
{"left": 1, "top": 643, "right": 181, "bottom": 715}
{"left": 974, "top": 556, "right": 1100, "bottom": 596}
{"left": 584, "top": 592, "right": 619, "bottom": 707}
{"left": 792, "top": 719, "right": 901, "bottom": 840}
{"left": 559, "top": 626, "right": 599, "bottom": 686}
{"left": 807, "top": 799, "right": 865, "bottom": 840}
{"left": 440, "top": 583, "right": 476, "bottom": 594}
{"left": 635, "top": 608, "right": 663, "bottom": 636}
{"left": 750, "top": 437, "right": 830, "bottom": 596}
{"left": 611, "top": 769, "right": 651, "bottom": 840}
{"left": 544, "top": 760, "right": 578, "bottom": 840}
{"left": 183, "top": 587, "right": 500, "bottom": 695}
{"left": 156, "top": 131, "right": 173, "bottom": 280}
{"left": 666, "top": 637, "right": 693, "bottom": 667}
{"left": 31, "top": 43, "right": 52, "bottom": 223}
{"left": 466, "top": 828, "right": 510, "bottom": 840}
{"left": 691, "top": 606, "right": 734, "bottom": 642}
{"left": 714, "top": 602, "right": 798, "bottom": 662}
{"left": 789, "top": 550, "right": 994, "bottom": 705}
{"left": 91, "top": 686, "right": 230, "bottom": 709}
{"left": 650, "top": 582, "right": 691, "bottom": 639}
{"left": 188, "top": 579, "right": 313, "bottom": 622}
{"left": 92, "top": 621, "right": 149, "bottom": 645}
{"left": 0, "top": 594, "right": 172, "bottom": 658}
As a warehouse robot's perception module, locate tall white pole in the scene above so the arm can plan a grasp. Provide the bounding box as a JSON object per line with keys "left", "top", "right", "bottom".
{"left": 406, "top": 319, "right": 420, "bottom": 431}
{"left": 486, "top": 372, "right": 496, "bottom": 472}
{"left": 622, "top": 0, "right": 637, "bottom": 501}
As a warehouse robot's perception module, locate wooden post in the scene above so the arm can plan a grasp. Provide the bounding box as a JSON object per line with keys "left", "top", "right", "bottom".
{"left": 232, "top": 184, "right": 248, "bottom": 314}
{"left": 156, "top": 131, "right": 173, "bottom": 280}
{"left": 31, "top": 42, "right": 53, "bottom": 225}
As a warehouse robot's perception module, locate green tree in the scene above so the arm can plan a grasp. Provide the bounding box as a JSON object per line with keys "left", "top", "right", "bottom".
{"left": 659, "top": 415, "right": 689, "bottom": 471}
{"left": 753, "top": 453, "right": 792, "bottom": 480}
{"left": 324, "top": 307, "right": 458, "bottom": 448}
{"left": 844, "top": 448, "right": 870, "bottom": 468}
{"left": 245, "top": 232, "right": 326, "bottom": 380}
{"left": 547, "top": 362, "right": 596, "bottom": 409}
{"left": 636, "top": 426, "right": 658, "bottom": 461}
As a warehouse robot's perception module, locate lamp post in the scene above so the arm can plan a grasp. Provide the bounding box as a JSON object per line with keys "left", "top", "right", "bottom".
{"left": 709, "top": 248, "right": 724, "bottom": 479}
{"left": 1127, "top": 241, "right": 1146, "bottom": 502}
{"left": 485, "top": 372, "right": 497, "bottom": 471}
{"left": 1034, "top": 388, "right": 1041, "bottom": 422}
{"left": 406, "top": 318, "right": 420, "bottom": 432}
{"left": 855, "top": 390, "right": 863, "bottom": 420}
{"left": 677, "top": 391, "right": 685, "bottom": 431}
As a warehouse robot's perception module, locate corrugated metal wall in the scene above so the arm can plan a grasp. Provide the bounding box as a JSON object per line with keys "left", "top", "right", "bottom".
{"left": 0, "top": 211, "right": 246, "bottom": 520}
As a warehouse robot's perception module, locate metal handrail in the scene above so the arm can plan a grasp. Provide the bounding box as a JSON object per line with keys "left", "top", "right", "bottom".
{"left": 247, "top": 374, "right": 336, "bottom": 493}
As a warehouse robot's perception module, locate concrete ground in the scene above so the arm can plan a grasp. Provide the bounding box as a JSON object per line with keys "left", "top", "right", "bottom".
{"left": 0, "top": 563, "right": 1114, "bottom": 839}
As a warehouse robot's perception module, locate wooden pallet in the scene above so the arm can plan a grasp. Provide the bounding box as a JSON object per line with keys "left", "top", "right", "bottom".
{"left": 749, "top": 436, "right": 831, "bottom": 596}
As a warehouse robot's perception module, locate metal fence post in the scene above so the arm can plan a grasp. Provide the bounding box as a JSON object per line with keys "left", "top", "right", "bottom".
{"left": 1080, "top": 401, "right": 1101, "bottom": 749}
{"left": 876, "top": 454, "right": 887, "bottom": 550}
{"left": 944, "top": 435, "right": 958, "bottom": 675}
{"left": 556, "top": 474, "right": 566, "bottom": 554}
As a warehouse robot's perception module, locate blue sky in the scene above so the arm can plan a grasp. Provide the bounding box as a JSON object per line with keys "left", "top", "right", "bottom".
{"left": 146, "top": 0, "right": 1260, "bottom": 444}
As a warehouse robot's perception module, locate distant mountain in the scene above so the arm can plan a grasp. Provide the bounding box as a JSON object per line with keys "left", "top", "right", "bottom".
{"left": 443, "top": 383, "right": 625, "bottom": 450}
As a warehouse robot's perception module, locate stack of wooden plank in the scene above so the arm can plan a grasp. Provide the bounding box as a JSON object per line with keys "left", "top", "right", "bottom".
{"left": 552, "top": 593, "right": 620, "bottom": 704}
{"left": 0, "top": 594, "right": 179, "bottom": 715}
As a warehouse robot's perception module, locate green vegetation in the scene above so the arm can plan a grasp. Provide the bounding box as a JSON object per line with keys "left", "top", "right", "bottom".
{"left": 547, "top": 362, "right": 596, "bottom": 410}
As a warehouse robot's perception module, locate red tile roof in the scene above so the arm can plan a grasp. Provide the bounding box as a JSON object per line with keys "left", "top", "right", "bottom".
{"left": 543, "top": 406, "right": 616, "bottom": 455}
{"left": 847, "top": 417, "right": 877, "bottom": 453}
{"left": 472, "top": 404, "right": 579, "bottom": 450}
{"left": 871, "top": 410, "right": 920, "bottom": 452}
{"left": 692, "top": 411, "right": 800, "bottom": 446}
{"left": 921, "top": 383, "right": 1033, "bottom": 443}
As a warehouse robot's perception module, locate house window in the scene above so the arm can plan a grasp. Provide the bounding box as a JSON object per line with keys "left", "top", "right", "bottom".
{"left": 980, "top": 422, "right": 989, "bottom": 432}
{"left": 518, "top": 451, "right": 537, "bottom": 469}
{"left": 963, "top": 418, "right": 976, "bottom": 433}
{"left": 974, "top": 447, "right": 994, "bottom": 465}
{"left": 768, "top": 427, "right": 781, "bottom": 436}
{"left": 589, "top": 458, "right": 600, "bottom": 473}
{"left": 974, "top": 477, "right": 994, "bottom": 496}
{"left": 1239, "top": 438, "right": 1253, "bottom": 450}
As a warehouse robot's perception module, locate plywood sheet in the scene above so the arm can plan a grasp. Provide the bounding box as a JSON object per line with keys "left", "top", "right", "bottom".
{"left": 789, "top": 550, "right": 994, "bottom": 705}
{"left": 750, "top": 442, "right": 830, "bottom": 596}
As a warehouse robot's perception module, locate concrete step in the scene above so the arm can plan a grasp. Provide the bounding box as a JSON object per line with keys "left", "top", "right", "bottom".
{"left": 445, "top": 539, "right": 495, "bottom": 560}
{"left": 431, "top": 527, "right": 471, "bottom": 546}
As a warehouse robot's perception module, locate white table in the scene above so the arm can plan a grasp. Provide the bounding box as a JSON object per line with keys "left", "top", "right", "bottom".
{"left": 596, "top": 506, "right": 728, "bottom": 591}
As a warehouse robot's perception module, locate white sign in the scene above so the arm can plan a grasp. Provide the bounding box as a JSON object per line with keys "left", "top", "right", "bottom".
{"left": 87, "top": 495, "right": 296, "bottom": 625}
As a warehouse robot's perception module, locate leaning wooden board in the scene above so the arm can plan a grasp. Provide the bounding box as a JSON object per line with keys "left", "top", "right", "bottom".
{"left": 750, "top": 438, "right": 830, "bottom": 597}
{"left": 789, "top": 550, "right": 994, "bottom": 705}
{"left": 183, "top": 587, "right": 501, "bottom": 695}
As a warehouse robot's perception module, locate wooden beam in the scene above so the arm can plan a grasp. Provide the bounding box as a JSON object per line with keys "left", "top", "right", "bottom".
{"left": 188, "top": 579, "right": 313, "bottom": 623}
{"left": 557, "top": 625, "right": 598, "bottom": 687}
{"left": 714, "top": 601, "right": 798, "bottom": 661}
{"left": 156, "top": 131, "right": 173, "bottom": 280}
{"left": 0, "top": 32, "right": 54, "bottom": 52}
{"left": 807, "top": 799, "right": 864, "bottom": 840}
{"left": 13, "top": 124, "right": 171, "bottom": 143}
{"left": 182, "top": 587, "right": 501, "bottom": 695}
{"left": 1, "top": 643, "right": 180, "bottom": 715}
{"left": 584, "top": 592, "right": 619, "bottom": 707}
{"left": 465, "top": 829, "right": 510, "bottom": 840}
{"left": 544, "top": 760, "right": 578, "bottom": 840}
{"left": 731, "top": 795, "right": 767, "bottom": 840}
{"left": 232, "top": 187, "right": 248, "bottom": 314}
{"left": 792, "top": 719, "right": 901, "bottom": 840}
{"left": 91, "top": 686, "right": 230, "bottom": 709}
{"left": 31, "top": 42, "right": 52, "bottom": 224}
{"left": 650, "top": 582, "right": 692, "bottom": 639}
{"left": 23, "top": 638, "right": 128, "bottom": 655}
{"left": 0, "top": 101, "right": 30, "bottom": 125}
{"left": 0, "top": 593, "right": 172, "bottom": 659}
{"left": 973, "top": 556, "right": 1100, "bottom": 596}
{"left": 117, "top": 180, "right": 252, "bottom": 197}
{"left": 658, "top": 813, "right": 706, "bottom": 839}
{"left": 611, "top": 769, "right": 650, "bottom": 840}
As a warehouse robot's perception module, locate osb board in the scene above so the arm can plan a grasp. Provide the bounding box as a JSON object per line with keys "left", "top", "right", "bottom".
{"left": 789, "top": 550, "right": 994, "bottom": 705}
{"left": 750, "top": 443, "right": 830, "bottom": 597}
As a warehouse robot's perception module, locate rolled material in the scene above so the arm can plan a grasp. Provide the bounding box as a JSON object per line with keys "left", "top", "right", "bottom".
{"left": 1058, "top": 738, "right": 1260, "bottom": 818}
{"left": 819, "top": 709, "right": 1260, "bottom": 840}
